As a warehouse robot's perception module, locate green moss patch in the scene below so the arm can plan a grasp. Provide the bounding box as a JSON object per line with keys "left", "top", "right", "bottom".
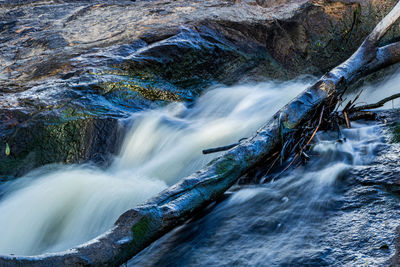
{"left": 391, "top": 123, "right": 400, "bottom": 143}
{"left": 97, "top": 81, "right": 181, "bottom": 102}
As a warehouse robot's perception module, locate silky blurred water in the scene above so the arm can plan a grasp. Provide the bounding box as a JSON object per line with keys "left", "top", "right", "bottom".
{"left": 125, "top": 68, "right": 400, "bottom": 266}
{"left": 0, "top": 79, "right": 309, "bottom": 256}
{"left": 0, "top": 69, "right": 399, "bottom": 264}
{"left": 130, "top": 123, "right": 400, "bottom": 266}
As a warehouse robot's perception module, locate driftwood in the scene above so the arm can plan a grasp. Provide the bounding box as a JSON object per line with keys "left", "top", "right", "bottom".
{"left": 2, "top": 2, "right": 400, "bottom": 266}
{"left": 338, "top": 92, "right": 400, "bottom": 127}
{"left": 350, "top": 93, "right": 400, "bottom": 112}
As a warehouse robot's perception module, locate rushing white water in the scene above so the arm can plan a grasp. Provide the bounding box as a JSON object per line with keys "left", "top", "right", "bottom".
{"left": 130, "top": 123, "right": 390, "bottom": 266}
{"left": 0, "top": 79, "right": 309, "bottom": 256}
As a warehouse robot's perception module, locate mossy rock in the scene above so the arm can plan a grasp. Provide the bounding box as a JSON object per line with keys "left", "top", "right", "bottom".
{"left": 2, "top": 0, "right": 400, "bottom": 179}
{"left": 115, "top": 28, "right": 267, "bottom": 97}
{"left": 0, "top": 115, "right": 122, "bottom": 178}
{"left": 391, "top": 123, "right": 400, "bottom": 143}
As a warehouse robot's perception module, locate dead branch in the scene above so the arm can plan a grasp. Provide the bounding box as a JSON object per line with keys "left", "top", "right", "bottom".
{"left": 348, "top": 111, "right": 377, "bottom": 121}
{"left": 343, "top": 111, "right": 351, "bottom": 128}
{"left": 350, "top": 93, "right": 400, "bottom": 112}
{"left": 202, "top": 138, "right": 247, "bottom": 154}
{"left": 202, "top": 144, "right": 239, "bottom": 154}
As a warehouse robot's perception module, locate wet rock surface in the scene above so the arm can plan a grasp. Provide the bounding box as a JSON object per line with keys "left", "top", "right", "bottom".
{"left": 0, "top": 0, "right": 398, "bottom": 176}
{"left": 0, "top": 115, "right": 123, "bottom": 178}
{"left": 352, "top": 111, "right": 400, "bottom": 190}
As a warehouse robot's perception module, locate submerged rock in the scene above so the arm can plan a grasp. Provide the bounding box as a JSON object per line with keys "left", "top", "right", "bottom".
{"left": 0, "top": 0, "right": 398, "bottom": 177}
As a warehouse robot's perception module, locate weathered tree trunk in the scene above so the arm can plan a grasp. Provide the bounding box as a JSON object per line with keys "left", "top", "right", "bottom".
{"left": 2, "top": 2, "right": 400, "bottom": 266}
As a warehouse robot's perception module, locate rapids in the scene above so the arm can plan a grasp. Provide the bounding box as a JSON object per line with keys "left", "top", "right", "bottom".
{"left": 127, "top": 71, "right": 400, "bottom": 266}
{"left": 0, "top": 79, "right": 309, "bottom": 256}
{"left": 130, "top": 122, "right": 400, "bottom": 266}
{"left": 0, "top": 68, "right": 399, "bottom": 264}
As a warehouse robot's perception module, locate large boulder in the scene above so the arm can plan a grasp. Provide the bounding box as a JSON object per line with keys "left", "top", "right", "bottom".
{"left": 0, "top": 0, "right": 398, "bottom": 177}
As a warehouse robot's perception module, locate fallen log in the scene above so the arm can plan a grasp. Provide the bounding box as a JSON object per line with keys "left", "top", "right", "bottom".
{"left": 2, "top": 2, "right": 400, "bottom": 266}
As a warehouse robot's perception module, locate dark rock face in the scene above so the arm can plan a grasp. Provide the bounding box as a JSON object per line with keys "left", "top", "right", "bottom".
{"left": 0, "top": 113, "right": 123, "bottom": 177}
{"left": 0, "top": 0, "right": 398, "bottom": 177}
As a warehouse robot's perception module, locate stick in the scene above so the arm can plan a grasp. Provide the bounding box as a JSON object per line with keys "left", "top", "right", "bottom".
{"left": 202, "top": 138, "right": 247, "bottom": 154}
{"left": 350, "top": 93, "right": 400, "bottom": 112}
{"left": 343, "top": 111, "right": 351, "bottom": 128}
{"left": 202, "top": 143, "right": 239, "bottom": 154}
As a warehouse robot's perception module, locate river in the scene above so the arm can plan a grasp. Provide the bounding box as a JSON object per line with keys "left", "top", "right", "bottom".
{"left": 0, "top": 71, "right": 399, "bottom": 265}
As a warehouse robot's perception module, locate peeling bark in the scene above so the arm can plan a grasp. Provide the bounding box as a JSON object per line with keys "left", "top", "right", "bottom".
{"left": 2, "top": 1, "right": 400, "bottom": 266}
